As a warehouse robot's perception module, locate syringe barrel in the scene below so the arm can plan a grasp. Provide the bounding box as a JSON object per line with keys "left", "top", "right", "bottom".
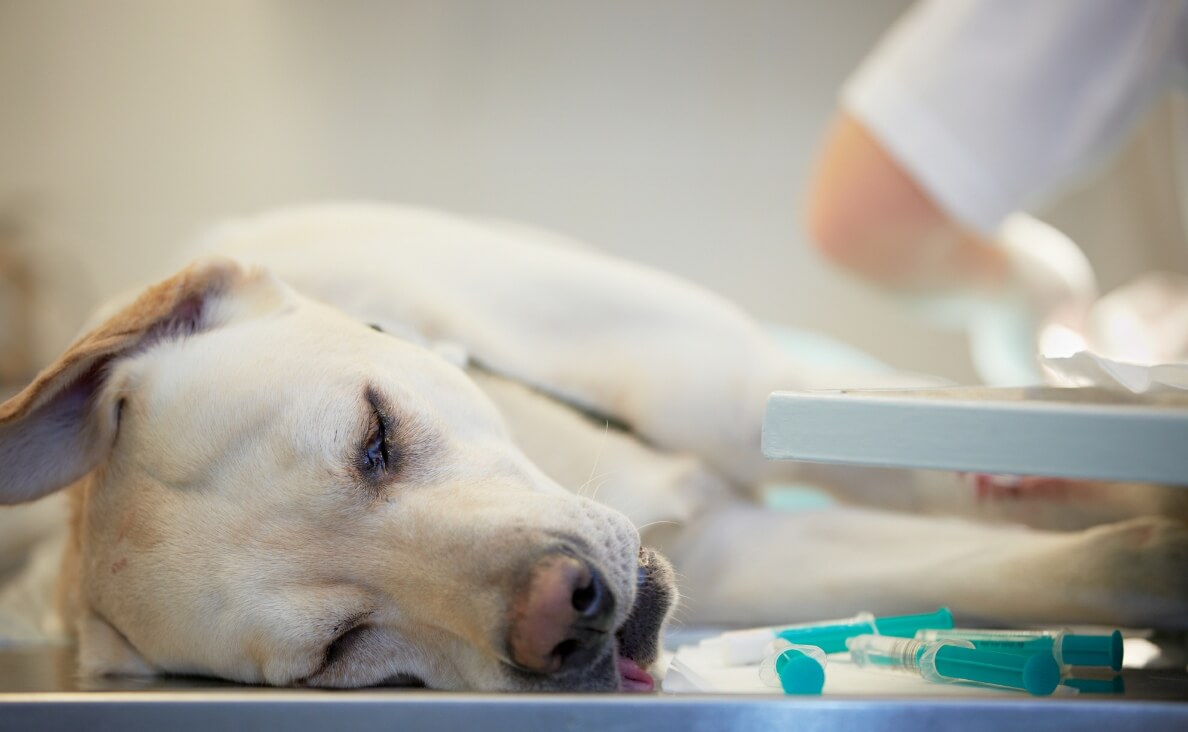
{"left": 846, "top": 634, "right": 973, "bottom": 677}
{"left": 775, "top": 612, "right": 877, "bottom": 654}
{"left": 704, "top": 608, "right": 953, "bottom": 666}
{"left": 851, "top": 634, "right": 1061, "bottom": 695}
{"left": 915, "top": 628, "right": 1122, "bottom": 671}
{"left": 916, "top": 628, "right": 1064, "bottom": 643}
{"left": 704, "top": 612, "right": 868, "bottom": 665}
{"left": 916, "top": 629, "right": 1060, "bottom": 662}
{"left": 923, "top": 644, "right": 1062, "bottom": 695}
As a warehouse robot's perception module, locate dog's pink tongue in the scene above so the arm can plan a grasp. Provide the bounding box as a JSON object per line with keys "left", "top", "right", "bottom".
{"left": 617, "top": 656, "right": 655, "bottom": 692}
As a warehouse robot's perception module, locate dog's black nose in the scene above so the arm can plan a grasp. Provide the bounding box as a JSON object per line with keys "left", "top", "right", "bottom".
{"left": 507, "top": 553, "right": 616, "bottom": 674}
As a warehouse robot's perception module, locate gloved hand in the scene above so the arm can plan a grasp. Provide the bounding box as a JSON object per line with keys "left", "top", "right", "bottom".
{"left": 966, "top": 213, "right": 1098, "bottom": 384}
{"left": 1082, "top": 271, "right": 1188, "bottom": 365}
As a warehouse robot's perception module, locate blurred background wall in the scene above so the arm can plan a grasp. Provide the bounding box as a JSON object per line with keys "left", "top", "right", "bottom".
{"left": 1, "top": 0, "right": 1184, "bottom": 382}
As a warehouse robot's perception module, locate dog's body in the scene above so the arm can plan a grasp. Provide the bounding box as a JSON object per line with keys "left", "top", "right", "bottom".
{"left": 1, "top": 203, "right": 1186, "bottom": 691}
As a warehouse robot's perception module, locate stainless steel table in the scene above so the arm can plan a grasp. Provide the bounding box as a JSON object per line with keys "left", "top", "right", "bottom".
{"left": 3, "top": 647, "right": 1186, "bottom": 731}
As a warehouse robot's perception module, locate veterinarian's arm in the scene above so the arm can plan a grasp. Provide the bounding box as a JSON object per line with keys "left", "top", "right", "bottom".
{"left": 805, "top": 112, "right": 1009, "bottom": 295}
{"left": 805, "top": 0, "right": 1183, "bottom": 294}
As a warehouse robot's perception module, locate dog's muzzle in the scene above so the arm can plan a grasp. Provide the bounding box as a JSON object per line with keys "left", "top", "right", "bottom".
{"left": 506, "top": 546, "right": 676, "bottom": 692}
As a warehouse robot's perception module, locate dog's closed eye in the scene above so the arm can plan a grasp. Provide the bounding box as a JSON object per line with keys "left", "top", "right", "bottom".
{"left": 297, "top": 616, "right": 373, "bottom": 685}
{"left": 322, "top": 623, "right": 371, "bottom": 670}
{"left": 362, "top": 406, "right": 390, "bottom": 474}
{"left": 351, "top": 385, "right": 437, "bottom": 491}
{"left": 361, "top": 388, "right": 397, "bottom": 479}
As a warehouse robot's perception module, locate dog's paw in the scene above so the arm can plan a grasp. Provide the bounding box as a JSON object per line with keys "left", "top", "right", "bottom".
{"left": 963, "top": 474, "right": 1185, "bottom": 532}
{"left": 970, "top": 474, "right": 1066, "bottom": 502}
{"left": 1057, "top": 517, "right": 1188, "bottom": 628}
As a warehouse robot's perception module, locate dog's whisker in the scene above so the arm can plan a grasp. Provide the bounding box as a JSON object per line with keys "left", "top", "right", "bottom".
{"left": 578, "top": 469, "right": 620, "bottom": 499}
{"left": 578, "top": 472, "right": 619, "bottom": 500}
{"left": 576, "top": 421, "right": 612, "bottom": 498}
{"left": 635, "top": 519, "right": 681, "bottom": 533}
{"left": 589, "top": 472, "right": 620, "bottom": 503}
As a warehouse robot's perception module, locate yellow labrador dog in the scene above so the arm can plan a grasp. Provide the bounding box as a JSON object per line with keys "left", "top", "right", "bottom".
{"left": 1, "top": 203, "right": 1185, "bottom": 692}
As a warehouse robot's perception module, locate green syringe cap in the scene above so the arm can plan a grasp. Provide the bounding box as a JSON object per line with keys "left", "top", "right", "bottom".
{"left": 932, "top": 645, "right": 1061, "bottom": 696}
{"left": 775, "top": 649, "right": 826, "bottom": 695}
{"left": 1061, "top": 630, "right": 1123, "bottom": 671}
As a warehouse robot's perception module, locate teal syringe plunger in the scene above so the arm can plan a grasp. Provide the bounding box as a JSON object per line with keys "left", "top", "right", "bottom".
{"left": 701, "top": 607, "right": 953, "bottom": 665}
{"left": 777, "top": 607, "right": 954, "bottom": 654}
{"left": 846, "top": 634, "right": 1061, "bottom": 696}
{"left": 915, "top": 628, "right": 1123, "bottom": 671}
{"left": 758, "top": 639, "right": 827, "bottom": 695}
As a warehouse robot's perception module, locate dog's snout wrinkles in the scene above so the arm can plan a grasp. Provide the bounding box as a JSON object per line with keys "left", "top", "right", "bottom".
{"left": 508, "top": 553, "right": 615, "bottom": 674}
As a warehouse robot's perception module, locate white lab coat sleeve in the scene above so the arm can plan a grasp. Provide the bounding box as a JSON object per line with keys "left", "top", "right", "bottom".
{"left": 842, "top": 0, "right": 1188, "bottom": 236}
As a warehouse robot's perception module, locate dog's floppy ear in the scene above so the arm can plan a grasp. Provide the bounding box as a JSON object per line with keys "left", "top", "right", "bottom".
{"left": 0, "top": 258, "right": 245, "bottom": 504}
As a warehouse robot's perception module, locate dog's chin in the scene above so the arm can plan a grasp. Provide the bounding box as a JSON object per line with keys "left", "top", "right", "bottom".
{"left": 611, "top": 547, "right": 677, "bottom": 692}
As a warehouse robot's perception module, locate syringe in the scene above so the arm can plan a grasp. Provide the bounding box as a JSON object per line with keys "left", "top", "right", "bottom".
{"left": 700, "top": 607, "right": 952, "bottom": 665}
{"left": 914, "top": 628, "right": 1122, "bottom": 671}
{"left": 846, "top": 634, "right": 1061, "bottom": 696}
{"left": 758, "top": 639, "right": 827, "bottom": 695}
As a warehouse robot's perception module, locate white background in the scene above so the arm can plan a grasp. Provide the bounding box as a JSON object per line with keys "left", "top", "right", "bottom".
{"left": 1, "top": 0, "right": 1184, "bottom": 382}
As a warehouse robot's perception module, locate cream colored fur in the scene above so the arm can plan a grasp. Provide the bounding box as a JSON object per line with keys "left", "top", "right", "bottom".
{"left": 0, "top": 203, "right": 1185, "bottom": 692}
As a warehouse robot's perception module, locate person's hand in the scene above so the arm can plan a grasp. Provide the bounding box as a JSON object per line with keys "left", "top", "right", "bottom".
{"left": 1081, "top": 272, "right": 1188, "bottom": 364}
{"left": 966, "top": 214, "right": 1098, "bottom": 384}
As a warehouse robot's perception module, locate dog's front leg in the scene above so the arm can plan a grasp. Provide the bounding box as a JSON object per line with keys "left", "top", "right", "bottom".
{"left": 659, "top": 502, "right": 1188, "bottom": 630}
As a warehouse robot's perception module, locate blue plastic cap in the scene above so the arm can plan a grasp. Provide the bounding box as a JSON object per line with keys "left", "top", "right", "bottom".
{"left": 775, "top": 650, "right": 826, "bottom": 695}
{"left": 1061, "top": 631, "right": 1123, "bottom": 671}
{"left": 1021, "top": 654, "right": 1062, "bottom": 696}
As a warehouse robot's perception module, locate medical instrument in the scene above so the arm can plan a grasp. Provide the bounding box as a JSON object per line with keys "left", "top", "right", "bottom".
{"left": 757, "top": 640, "right": 827, "bottom": 695}
{"left": 700, "top": 607, "right": 952, "bottom": 665}
{"left": 846, "top": 634, "right": 1061, "bottom": 696}
{"left": 915, "top": 628, "right": 1122, "bottom": 671}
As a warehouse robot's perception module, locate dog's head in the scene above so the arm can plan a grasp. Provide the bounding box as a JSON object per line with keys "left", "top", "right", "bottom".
{"left": 0, "top": 259, "right": 675, "bottom": 691}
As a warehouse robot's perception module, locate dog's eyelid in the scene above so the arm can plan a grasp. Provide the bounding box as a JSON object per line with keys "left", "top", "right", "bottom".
{"left": 363, "top": 386, "right": 393, "bottom": 426}
{"left": 356, "top": 385, "right": 402, "bottom": 488}
{"left": 299, "top": 611, "right": 374, "bottom": 685}
{"left": 330, "top": 609, "right": 373, "bottom": 637}
{"left": 354, "top": 383, "right": 437, "bottom": 492}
